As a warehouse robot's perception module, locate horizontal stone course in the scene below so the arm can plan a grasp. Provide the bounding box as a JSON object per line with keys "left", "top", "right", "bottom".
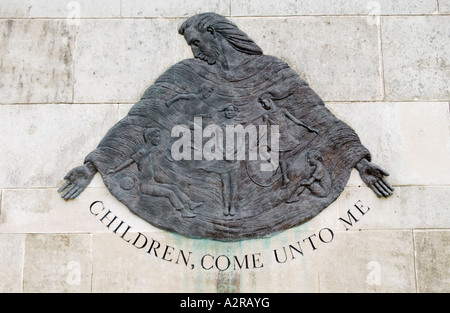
{"left": 338, "top": 186, "right": 450, "bottom": 230}
{"left": 2, "top": 0, "right": 444, "bottom": 18}
{"left": 6, "top": 15, "right": 448, "bottom": 105}
{"left": 73, "top": 16, "right": 382, "bottom": 103}
{"left": 0, "top": 187, "right": 156, "bottom": 234}
{"left": 121, "top": 0, "right": 230, "bottom": 18}
{"left": 231, "top": 0, "right": 438, "bottom": 16}
{"left": 89, "top": 229, "right": 419, "bottom": 292}
{"left": 0, "top": 0, "right": 121, "bottom": 18}
{"left": 2, "top": 185, "right": 447, "bottom": 236}
{"left": 2, "top": 229, "right": 447, "bottom": 292}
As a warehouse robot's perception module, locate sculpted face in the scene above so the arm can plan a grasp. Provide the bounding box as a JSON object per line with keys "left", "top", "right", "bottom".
{"left": 183, "top": 27, "right": 221, "bottom": 65}
{"left": 147, "top": 130, "right": 161, "bottom": 146}
{"left": 224, "top": 105, "right": 236, "bottom": 119}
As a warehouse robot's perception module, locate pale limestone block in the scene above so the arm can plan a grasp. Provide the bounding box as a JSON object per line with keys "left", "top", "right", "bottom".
{"left": 327, "top": 102, "right": 450, "bottom": 186}
{"left": 122, "top": 0, "right": 230, "bottom": 17}
{"left": 231, "top": 0, "right": 438, "bottom": 16}
{"left": 318, "top": 230, "right": 416, "bottom": 292}
{"left": 440, "top": 0, "right": 450, "bottom": 12}
{"left": 92, "top": 232, "right": 218, "bottom": 292}
{"left": 0, "top": 1, "right": 29, "bottom": 17}
{"left": 0, "top": 187, "right": 155, "bottom": 234}
{"left": 0, "top": 104, "right": 118, "bottom": 188}
{"left": 382, "top": 16, "right": 450, "bottom": 101}
{"left": 0, "top": 0, "right": 121, "bottom": 18}
{"left": 394, "top": 187, "right": 450, "bottom": 229}
{"left": 0, "top": 20, "right": 75, "bottom": 104}
{"left": 0, "top": 234, "right": 25, "bottom": 293}
{"left": 414, "top": 230, "right": 450, "bottom": 292}
{"left": 29, "top": 0, "right": 121, "bottom": 18}
{"left": 232, "top": 17, "right": 381, "bottom": 101}
{"left": 73, "top": 19, "right": 192, "bottom": 103}
{"left": 337, "top": 186, "right": 450, "bottom": 231}
{"left": 23, "top": 234, "right": 93, "bottom": 292}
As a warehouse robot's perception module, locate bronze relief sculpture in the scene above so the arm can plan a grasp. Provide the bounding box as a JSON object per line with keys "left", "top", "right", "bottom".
{"left": 59, "top": 13, "right": 394, "bottom": 241}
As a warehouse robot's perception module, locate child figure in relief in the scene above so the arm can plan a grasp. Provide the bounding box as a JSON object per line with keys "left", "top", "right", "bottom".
{"left": 259, "top": 97, "right": 319, "bottom": 188}
{"left": 287, "top": 150, "right": 331, "bottom": 203}
{"left": 108, "top": 128, "right": 203, "bottom": 218}
{"left": 165, "top": 83, "right": 215, "bottom": 161}
{"left": 200, "top": 104, "right": 240, "bottom": 217}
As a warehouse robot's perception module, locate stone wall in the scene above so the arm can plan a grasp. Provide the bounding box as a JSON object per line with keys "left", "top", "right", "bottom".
{"left": 0, "top": 0, "right": 449, "bottom": 293}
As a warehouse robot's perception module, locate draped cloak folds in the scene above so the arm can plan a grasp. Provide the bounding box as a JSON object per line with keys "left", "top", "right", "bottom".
{"left": 84, "top": 55, "right": 371, "bottom": 241}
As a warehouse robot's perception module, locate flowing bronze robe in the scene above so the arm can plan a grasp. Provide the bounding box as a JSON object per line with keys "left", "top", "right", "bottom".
{"left": 84, "top": 54, "right": 370, "bottom": 241}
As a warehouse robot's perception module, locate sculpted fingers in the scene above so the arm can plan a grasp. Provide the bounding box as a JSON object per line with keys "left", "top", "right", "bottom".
{"left": 373, "top": 179, "right": 394, "bottom": 197}
{"left": 66, "top": 186, "right": 81, "bottom": 200}
{"left": 62, "top": 184, "right": 78, "bottom": 200}
{"left": 59, "top": 182, "right": 85, "bottom": 200}
{"left": 381, "top": 178, "right": 395, "bottom": 193}
{"left": 58, "top": 181, "right": 71, "bottom": 193}
{"left": 374, "top": 181, "right": 390, "bottom": 197}
{"left": 380, "top": 181, "right": 394, "bottom": 197}
{"left": 69, "top": 187, "right": 84, "bottom": 200}
{"left": 369, "top": 183, "right": 383, "bottom": 197}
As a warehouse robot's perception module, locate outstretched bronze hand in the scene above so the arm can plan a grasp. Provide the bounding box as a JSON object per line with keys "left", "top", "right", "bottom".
{"left": 356, "top": 158, "right": 394, "bottom": 197}
{"left": 58, "top": 162, "right": 97, "bottom": 200}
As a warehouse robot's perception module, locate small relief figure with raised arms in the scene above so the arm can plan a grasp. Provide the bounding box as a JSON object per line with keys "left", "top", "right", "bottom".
{"left": 259, "top": 96, "right": 319, "bottom": 188}
{"left": 108, "top": 128, "right": 203, "bottom": 218}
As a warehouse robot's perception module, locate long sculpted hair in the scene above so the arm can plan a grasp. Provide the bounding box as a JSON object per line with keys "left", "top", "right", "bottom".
{"left": 178, "top": 13, "right": 263, "bottom": 56}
